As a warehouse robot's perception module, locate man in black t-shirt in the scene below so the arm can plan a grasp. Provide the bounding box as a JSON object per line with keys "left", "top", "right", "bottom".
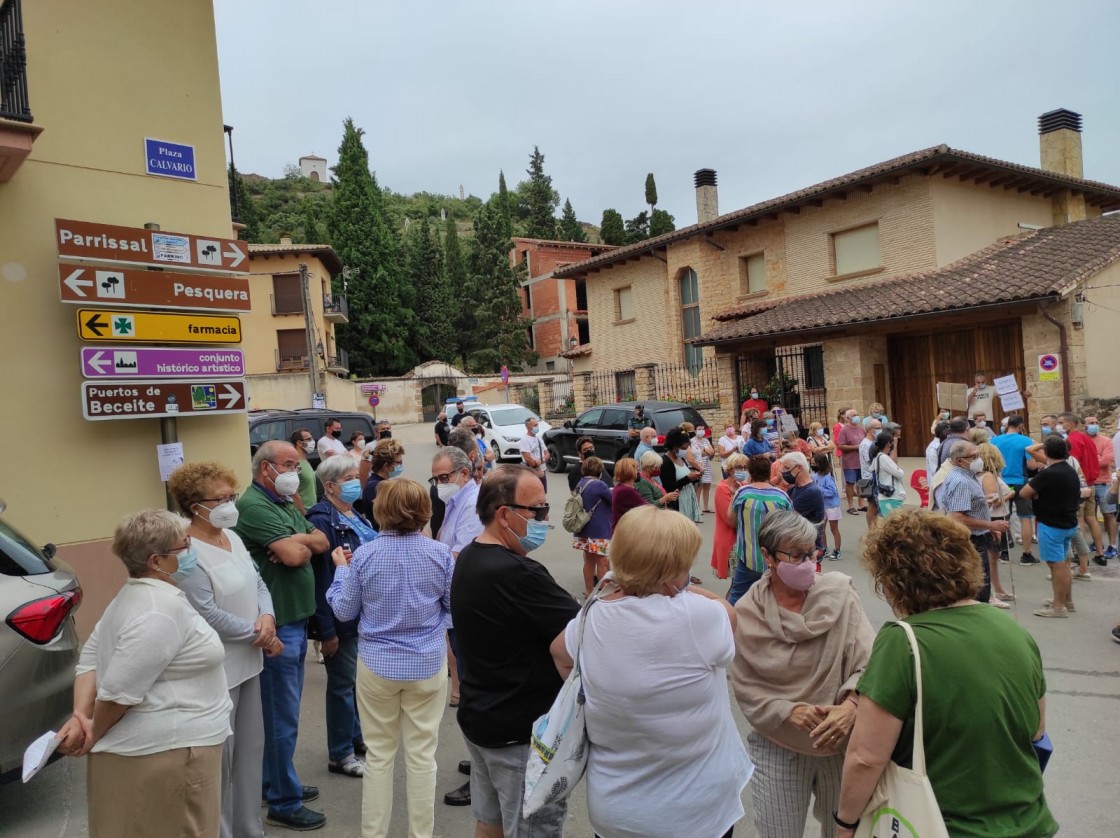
{"left": 451, "top": 465, "right": 579, "bottom": 837}
{"left": 434, "top": 412, "right": 450, "bottom": 446}
{"left": 449, "top": 400, "right": 468, "bottom": 427}
{"left": 1018, "top": 436, "right": 1082, "bottom": 618}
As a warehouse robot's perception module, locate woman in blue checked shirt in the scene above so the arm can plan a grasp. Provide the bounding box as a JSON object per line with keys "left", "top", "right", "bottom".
{"left": 327, "top": 478, "right": 454, "bottom": 838}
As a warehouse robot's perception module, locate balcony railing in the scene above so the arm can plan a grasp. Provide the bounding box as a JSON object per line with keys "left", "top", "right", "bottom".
{"left": 271, "top": 292, "right": 305, "bottom": 315}
{"left": 0, "top": 0, "right": 32, "bottom": 123}
{"left": 323, "top": 294, "right": 349, "bottom": 324}
{"left": 275, "top": 350, "right": 309, "bottom": 372}
{"left": 325, "top": 348, "right": 349, "bottom": 374}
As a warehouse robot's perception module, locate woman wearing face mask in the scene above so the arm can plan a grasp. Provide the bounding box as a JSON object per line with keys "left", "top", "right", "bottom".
{"left": 636, "top": 451, "right": 680, "bottom": 508}
{"left": 807, "top": 421, "right": 835, "bottom": 470}
{"left": 661, "top": 428, "right": 703, "bottom": 523}
{"left": 358, "top": 438, "right": 406, "bottom": 524}
{"left": 348, "top": 431, "right": 367, "bottom": 460}
{"left": 169, "top": 463, "right": 282, "bottom": 838}
{"left": 744, "top": 418, "right": 773, "bottom": 459}
{"left": 56, "top": 509, "right": 234, "bottom": 838}
{"left": 732, "top": 510, "right": 875, "bottom": 838}
{"left": 573, "top": 456, "right": 614, "bottom": 597}
{"left": 308, "top": 456, "right": 378, "bottom": 779}
{"left": 712, "top": 453, "right": 750, "bottom": 580}
{"left": 685, "top": 422, "right": 716, "bottom": 513}
{"left": 717, "top": 423, "right": 743, "bottom": 478}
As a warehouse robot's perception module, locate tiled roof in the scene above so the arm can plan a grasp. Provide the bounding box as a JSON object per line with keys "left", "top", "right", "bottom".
{"left": 248, "top": 242, "right": 343, "bottom": 274}
{"left": 561, "top": 342, "right": 592, "bottom": 359}
{"left": 554, "top": 145, "right": 1120, "bottom": 279}
{"left": 695, "top": 213, "right": 1120, "bottom": 345}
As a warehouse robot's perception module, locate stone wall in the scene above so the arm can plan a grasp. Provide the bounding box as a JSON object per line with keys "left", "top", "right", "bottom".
{"left": 822, "top": 335, "right": 888, "bottom": 422}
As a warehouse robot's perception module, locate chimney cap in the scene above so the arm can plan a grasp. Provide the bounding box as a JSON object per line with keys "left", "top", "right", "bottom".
{"left": 694, "top": 168, "right": 718, "bottom": 188}
{"left": 1039, "top": 109, "right": 1082, "bottom": 135}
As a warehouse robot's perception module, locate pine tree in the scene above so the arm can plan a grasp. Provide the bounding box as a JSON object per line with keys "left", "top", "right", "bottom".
{"left": 558, "top": 198, "right": 587, "bottom": 243}
{"left": 624, "top": 211, "right": 650, "bottom": 244}
{"left": 645, "top": 173, "right": 658, "bottom": 215}
{"left": 522, "top": 146, "right": 558, "bottom": 240}
{"left": 650, "top": 208, "right": 676, "bottom": 237}
{"left": 444, "top": 217, "right": 472, "bottom": 365}
{"left": 228, "top": 163, "right": 262, "bottom": 243}
{"left": 600, "top": 208, "right": 626, "bottom": 245}
{"left": 327, "top": 118, "right": 416, "bottom": 376}
{"left": 465, "top": 202, "right": 535, "bottom": 372}
{"left": 407, "top": 217, "right": 455, "bottom": 362}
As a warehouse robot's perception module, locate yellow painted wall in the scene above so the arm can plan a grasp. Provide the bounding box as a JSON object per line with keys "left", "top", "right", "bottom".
{"left": 581, "top": 255, "right": 671, "bottom": 370}
{"left": 929, "top": 177, "right": 1053, "bottom": 266}
{"left": 241, "top": 251, "right": 339, "bottom": 383}
{"left": 1081, "top": 261, "right": 1120, "bottom": 398}
{"left": 0, "top": 1, "right": 247, "bottom": 628}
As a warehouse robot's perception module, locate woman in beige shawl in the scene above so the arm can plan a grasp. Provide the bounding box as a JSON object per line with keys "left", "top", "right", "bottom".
{"left": 732, "top": 510, "right": 874, "bottom": 838}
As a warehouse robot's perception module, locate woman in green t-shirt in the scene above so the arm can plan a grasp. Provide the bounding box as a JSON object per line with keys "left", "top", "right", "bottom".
{"left": 834, "top": 509, "right": 1058, "bottom": 838}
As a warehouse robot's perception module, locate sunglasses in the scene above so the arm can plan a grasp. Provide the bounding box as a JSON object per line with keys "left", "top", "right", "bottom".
{"left": 506, "top": 503, "right": 550, "bottom": 522}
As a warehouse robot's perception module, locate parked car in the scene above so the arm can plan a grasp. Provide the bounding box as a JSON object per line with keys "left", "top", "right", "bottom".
{"left": 248, "top": 408, "right": 377, "bottom": 469}
{"left": 0, "top": 499, "right": 82, "bottom": 784}
{"left": 542, "top": 401, "right": 709, "bottom": 473}
{"left": 461, "top": 403, "right": 552, "bottom": 462}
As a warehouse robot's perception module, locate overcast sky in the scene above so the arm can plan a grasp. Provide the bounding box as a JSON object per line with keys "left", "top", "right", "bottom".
{"left": 214, "top": 0, "right": 1120, "bottom": 228}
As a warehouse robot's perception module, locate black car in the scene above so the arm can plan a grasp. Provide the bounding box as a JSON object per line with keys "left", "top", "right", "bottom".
{"left": 248, "top": 408, "right": 377, "bottom": 469}
{"left": 543, "top": 401, "right": 709, "bottom": 473}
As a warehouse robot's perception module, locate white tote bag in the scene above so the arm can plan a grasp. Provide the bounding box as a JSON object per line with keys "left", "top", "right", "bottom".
{"left": 522, "top": 575, "right": 610, "bottom": 817}
{"left": 855, "top": 620, "right": 950, "bottom": 838}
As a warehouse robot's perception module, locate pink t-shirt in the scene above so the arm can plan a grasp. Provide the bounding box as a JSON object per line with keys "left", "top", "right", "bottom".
{"left": 836, "top": 423, "right": 865, "bottom": 470}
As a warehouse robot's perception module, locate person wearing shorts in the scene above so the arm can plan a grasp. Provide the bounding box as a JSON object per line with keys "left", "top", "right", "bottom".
{"left": 1017, "top": 436, "right": 1082, "bottom": 618}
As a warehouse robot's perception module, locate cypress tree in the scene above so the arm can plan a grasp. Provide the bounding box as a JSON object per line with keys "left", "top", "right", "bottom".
{"left": 408, "top": 217, "right": 455, "bottom": 362}
{"left": 327, "top": 117, "right": 416, "bottom": 376}
{"left": 558, "top": 198, "right": 587, "bottom": 243}
{"left": 644, "top": 173, "right": 658, "bottom": 214}
{"left": 523, "top": 146, "right": 558, "bottom": 240}
{"left": 599, "top": 208, "right": 626, "bottom": 245}
{"left": 494, "top": 170, "right": 515, "bottom": 242}
{"left": 444, "top": 217, "right": 472, "bottom": 365}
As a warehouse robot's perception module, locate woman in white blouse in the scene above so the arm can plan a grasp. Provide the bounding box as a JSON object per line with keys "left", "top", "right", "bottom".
{"left": 549, "top": 505, "right": 752, "bottom": 838}
{"left": 57, "top": 509, "right": 233, "bottom": 838}
{"left": 170, "top": 462, "right": 283, "bottom": 838}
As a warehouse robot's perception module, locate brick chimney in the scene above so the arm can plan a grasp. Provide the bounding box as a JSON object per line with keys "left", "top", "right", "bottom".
{"left": 1039, "top": 109, "right": 1086, "bottom": 225}
{"left": 694, "top": 169, "right": 719, "bottom": 224}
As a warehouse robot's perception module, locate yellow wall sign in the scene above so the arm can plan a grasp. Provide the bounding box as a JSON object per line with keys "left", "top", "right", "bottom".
{"left": 77, "top": 309, "right": 241, "bottom": 344}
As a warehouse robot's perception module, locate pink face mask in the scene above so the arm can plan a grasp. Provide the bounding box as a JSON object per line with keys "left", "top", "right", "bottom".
{"left": 773, "top": 556, "right": 817, "bottom": 591}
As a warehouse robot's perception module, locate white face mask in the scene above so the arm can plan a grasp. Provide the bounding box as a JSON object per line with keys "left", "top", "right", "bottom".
{"left": 303, "top": 440, "right": 315, "bottom": 454}
{"left": 968, "top": 458, "right": 985, "bottom": 474}
{"left": 436, "top": 481, "right": 462, "bottom": 503}
{"left": 268, "top": 462, "right": 301, "bottom": 496}
{"left": 198, "top": 500, "right": 239, "bottom": 529}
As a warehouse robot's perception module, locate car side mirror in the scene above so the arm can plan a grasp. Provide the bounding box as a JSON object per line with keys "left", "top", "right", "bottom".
{"left": 564, "top": 420, "right": 573, "bottom": 429}
{"left": 42, "top": 543, "right": 57, "bottom": 560}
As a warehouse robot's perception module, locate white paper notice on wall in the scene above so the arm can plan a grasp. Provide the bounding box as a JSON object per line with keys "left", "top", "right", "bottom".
{"left": 157, "top": 442, "right": 185, "bottom": 482}
{"left": 1000, "top": 391, "right": 1026, "bottom": 411}
{"left": 993, "top": 374, "right": 1020, "bottom": 396}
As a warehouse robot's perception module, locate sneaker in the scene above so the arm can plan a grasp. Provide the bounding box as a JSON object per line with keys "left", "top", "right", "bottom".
{"left": 1104, "top": 546, "right": 1118, "bottom": 560}
{"left": 1033, "top": 606, "right": 1069, "bottom": 618}
{"left": 1092, "top": 554, "right": 1107, "bottom": 567}
{"left": 988, "top": 597, "right": 1011, "bottom": 609}
{"left": 1018, "top": 553, "right": 1041, "bottom": 566}
{"left": 999, "top": 555, "right": 1010, "bottom": 565}
{"left": 265, "top": 805, "right": 327, "bottom": 831}
{"left": 328, "top": 755, "right": 364, "bottom": 777}
{"left": 1074, "top": 571, "right": 1093, "bottom": 581}
{"left": 1042, "top": 599, "right": 1076, "bottom": 612}
{"left": 830, "top": 550, "right": 843, "bottom": 561}
{"left": 1111, "top": 626, "right": 1120, "bottom": 644}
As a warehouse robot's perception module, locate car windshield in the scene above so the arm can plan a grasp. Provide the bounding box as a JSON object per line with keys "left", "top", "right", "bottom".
{"left": 489, "top": 407, "right": 537, "bottom": 426}
{"left": 0, "top": 517, "right": 52, "bottom": 576}
{"left": 653, "top": 407, "right": 706, "bottom": 432}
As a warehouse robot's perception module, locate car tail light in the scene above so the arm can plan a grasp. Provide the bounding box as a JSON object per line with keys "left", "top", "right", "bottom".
{"left": 6, "top": 588, "right": 82, "bottom": 645}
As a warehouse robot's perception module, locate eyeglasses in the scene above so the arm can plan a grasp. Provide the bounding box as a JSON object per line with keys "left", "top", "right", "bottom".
{"left": 300, "top": 437, "right": 313, "bottom": 443}
{"left": 429, "top": 471, "right": 458, "bottom": 485}
{"left": 773, "top": 548, "right": 814, "bottom": 565}
{"left": 506, "top": 503, "right": 550, "bottom": 522}
{"left": 200, "top": 493, "right": 239, "bottom": 504}
{"left": 160, "top": 538, "right": 192, "bottom": 556}
{"left": 271, "top": 460, "right": 300, "bottom": 471}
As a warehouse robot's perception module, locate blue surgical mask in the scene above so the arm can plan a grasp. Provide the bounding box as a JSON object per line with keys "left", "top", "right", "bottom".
{"left": 1041, "top": 425, "right": 1052, "bottom": 435}
{"left": 851, "top": 415, "right": 861, "bottom": 424}
{"left": 507, "top": 517, "right": 549, "bottom": 553}
{"left": 734, "top": 470, "right": 748, "bottom": 482}
{"left": 1087, "top": 424, "right": 1100, "bottom": 436}
{"left": 766, "top": 419, "right": 775, "bottom": 427}
{"left": 170, "top": 547, "right": 198, "bottom": 582}
{"left": 390, "top": 464, "right": 404, "bottom": 479}
{"left": 339, "top": 479, "right": 362, "bottom": 503}
{"left": 815, "top": 428, "right": 824, "bottom": 437}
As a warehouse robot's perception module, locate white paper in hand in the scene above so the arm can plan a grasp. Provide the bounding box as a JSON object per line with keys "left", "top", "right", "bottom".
{"left": 22, "top": 730, "right": 62, "bottom": 782}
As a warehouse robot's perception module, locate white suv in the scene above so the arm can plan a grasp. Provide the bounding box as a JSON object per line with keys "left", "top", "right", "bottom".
{"left": 459, "top": 402, "right": 551, "bottom": 462}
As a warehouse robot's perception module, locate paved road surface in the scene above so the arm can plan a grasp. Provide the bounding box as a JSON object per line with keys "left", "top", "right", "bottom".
{"left": 3, "top": 422, "right": 1117, "bottom": 836}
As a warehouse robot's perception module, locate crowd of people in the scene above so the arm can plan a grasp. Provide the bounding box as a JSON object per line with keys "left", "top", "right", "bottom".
{"left": 52, "top": 386, "right": 1120, "bottom": 837}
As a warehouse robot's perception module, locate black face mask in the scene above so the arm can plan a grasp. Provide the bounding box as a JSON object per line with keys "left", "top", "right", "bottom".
{"left": 379, "top": 430, "right": 392, "bottom": 439}
{"left": 330, "top": 429, "right": 342, "bottom": 438}
{"left": 580, "top": 449, "right": 593, "bottom": 459}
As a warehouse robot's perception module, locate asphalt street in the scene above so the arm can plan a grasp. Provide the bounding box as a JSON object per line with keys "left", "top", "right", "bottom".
{"left": 3, "top": 421, "right": 1117, "bottom": 837}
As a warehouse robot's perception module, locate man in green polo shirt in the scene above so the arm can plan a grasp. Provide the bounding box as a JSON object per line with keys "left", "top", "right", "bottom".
{"left": 235, "top": 440, "right": 330, "bottom": 832}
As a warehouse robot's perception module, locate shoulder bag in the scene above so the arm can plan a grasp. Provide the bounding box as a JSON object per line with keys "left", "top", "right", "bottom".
{"left": 523, "top": 575, "right": 611, "bottom": 816}
{"left": 562, "top": 481, "right": 601, "bottom": 534}
{"left": 855, "top": 620, "right": 949, "bottom": 838}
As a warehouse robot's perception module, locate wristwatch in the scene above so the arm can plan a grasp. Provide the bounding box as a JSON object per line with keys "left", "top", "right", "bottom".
{"left": 833, "top": 811, "right": 860, "bottom": 830}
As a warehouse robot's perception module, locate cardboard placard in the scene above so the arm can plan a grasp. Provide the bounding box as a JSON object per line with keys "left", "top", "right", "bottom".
{"left": 936, "top": 382, "right": 968, "bottom": 412}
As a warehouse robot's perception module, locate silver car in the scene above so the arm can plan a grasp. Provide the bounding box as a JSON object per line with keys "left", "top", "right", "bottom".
{"left": 0, "top": 501, "right": 82, "bottom": 783}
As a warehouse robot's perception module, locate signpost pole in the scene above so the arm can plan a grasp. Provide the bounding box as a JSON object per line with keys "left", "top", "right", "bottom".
{"left": 146, "top": 222, "right": 177, "bottom": 512}
{"left": 300, "top": 263, "right": 320, "bottom": 408}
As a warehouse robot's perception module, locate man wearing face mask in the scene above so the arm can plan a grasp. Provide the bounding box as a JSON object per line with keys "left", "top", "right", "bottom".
{"left": 235, "top": 441, "right": 332, "bottom": 831}
{"left": 780, "top": 452, "right": 825, "bottom": 539}
{"left": 317, "top": 418, "right": 348, "bottom": 461}
{"left": 518, "top": 417, "right": 550, "bottom": 490}
{"left": 966, "top": 372, "right": 993, "bottom": 422}
{"left": 568, "top": 436, "right": 613, "bottom": 491}
{"left": 934, "top": 440, "right": 1008, "bottom": 605}
{"left": 375, "top": 420, "right": 392, "bottom": 440}
{"left": 451, "top": 466, "right": 580, "bottom": 838}
{"left": 288, "top": 428, "right": 318, "bottom": 514}
{"left": 740, "top": 386, "right": 769, "bottom": 427}
{"left": 1084, "top": 415, "right": 1118, "bottom": 561}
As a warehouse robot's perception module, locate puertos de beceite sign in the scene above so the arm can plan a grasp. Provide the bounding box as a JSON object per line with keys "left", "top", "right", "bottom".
{"left": 145, "top": 138, "right": 196, "bottom": 181}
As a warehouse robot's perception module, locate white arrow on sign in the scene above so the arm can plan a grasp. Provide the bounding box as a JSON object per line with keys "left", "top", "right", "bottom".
{"left": 85, "top": 351, "right": 111, "bottom": 374}
{"left": 223, "top": 242, "right": 246, "bottom": 268}
{"left": 63, "top": 269, "right": 93, "bottom": 297}
{"left": 219, "top": 384, "right": 242, "bottom": 409}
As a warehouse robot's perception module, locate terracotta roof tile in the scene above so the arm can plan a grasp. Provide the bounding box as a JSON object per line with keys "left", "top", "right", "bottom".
{"left": 248, "top": 242, "right": 343, "bottom": 274}
{"left": 695, "top": 213, "right": 1120, "bottom": 345}
{"left": 561, "top": 342, "right": 593, "bottom": 358}
{"left": 554, "top": 145, "right": 1120, "bottom": 278}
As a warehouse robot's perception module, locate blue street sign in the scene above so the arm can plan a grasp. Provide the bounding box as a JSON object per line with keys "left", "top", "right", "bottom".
{"left": 144, "top": 138, "right": 196, "bottom": 181}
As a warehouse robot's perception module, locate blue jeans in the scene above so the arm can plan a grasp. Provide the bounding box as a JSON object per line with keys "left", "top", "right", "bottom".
{"left": 261, "top": 620, "right": 307, "bottom": 815}
{"left": 728, "top": 562, "right": 762, "bottom": 606}
{"left": 324, "top": 635, "right": 363, "bottom": 762}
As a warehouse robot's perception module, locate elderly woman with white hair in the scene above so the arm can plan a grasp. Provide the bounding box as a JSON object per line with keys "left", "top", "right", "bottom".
{"left": 550, "top": 506, "right": 752, "bottom": 838}
{"left": 732, "top": 510, "right": 874, "bottom": 838}
{"left": 636, "top": 451, "right": 679, "bottom": 508}
{"left": 57, "top": 509, "right": 232, "bottom": 838}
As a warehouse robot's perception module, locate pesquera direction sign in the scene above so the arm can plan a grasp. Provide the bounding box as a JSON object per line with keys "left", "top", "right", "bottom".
{"left": 59, "top": 265, "right": 250, "bottom": 312}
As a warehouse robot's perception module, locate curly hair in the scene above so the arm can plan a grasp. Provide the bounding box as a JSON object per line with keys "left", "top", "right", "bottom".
{"left": 168, "top": 461, "right": 239, "bottom": 514}
{"left": 368, "top": 438, "right": 405, "bottom": 472}
{"left": 860, "top": 509, "right": 983, "bottom": 616}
